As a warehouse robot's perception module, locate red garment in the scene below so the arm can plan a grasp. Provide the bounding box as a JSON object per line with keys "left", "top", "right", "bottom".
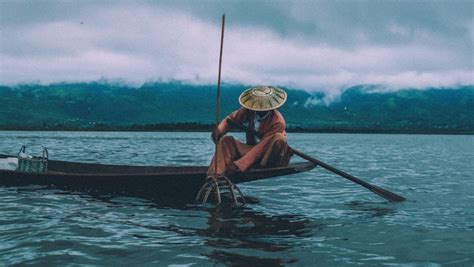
{"left": 216, "top": 107, "right": 287, "bottom": 171}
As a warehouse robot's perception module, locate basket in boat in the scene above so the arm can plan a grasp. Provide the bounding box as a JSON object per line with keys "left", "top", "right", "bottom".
{"left": 16, "top": 146, "right": 48, "bottom": 173}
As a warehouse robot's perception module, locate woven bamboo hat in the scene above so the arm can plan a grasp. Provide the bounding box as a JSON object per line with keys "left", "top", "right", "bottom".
{"left": 238, "top": 86, "right": 287, "bottom": 111}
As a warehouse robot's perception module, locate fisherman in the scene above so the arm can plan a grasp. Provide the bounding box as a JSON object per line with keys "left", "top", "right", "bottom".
{"left": 207, "top": 86, "right": 292, "bottom": 178}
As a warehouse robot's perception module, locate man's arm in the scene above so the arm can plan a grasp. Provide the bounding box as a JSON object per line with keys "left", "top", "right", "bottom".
{"left": 216, "top": 107, "right": 248, "bottom": 136}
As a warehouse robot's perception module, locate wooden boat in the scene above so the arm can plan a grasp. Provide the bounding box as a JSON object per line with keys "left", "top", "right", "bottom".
{"left": 0, "top": 154, "right": 316, "bottom": 204}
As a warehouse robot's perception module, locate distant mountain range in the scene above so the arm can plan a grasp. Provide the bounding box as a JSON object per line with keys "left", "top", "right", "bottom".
{"left": 0, "top": 82, "right": 472, "bottom": 134}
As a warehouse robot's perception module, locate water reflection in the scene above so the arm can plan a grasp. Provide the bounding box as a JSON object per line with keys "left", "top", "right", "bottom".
{"left": 207, "top": 250, "right": 297, "bottom": 266}
{"left": 202, "top": 204, "right": 313, "bottom": 266}
{"left": 41, "top": 186, "right": 316, "bottom": 265}
{"left": 113, "top": 200, "right": 315, "bottom": 266}
{"left": 345, "top": 201, "right": 397, "bottom": 218}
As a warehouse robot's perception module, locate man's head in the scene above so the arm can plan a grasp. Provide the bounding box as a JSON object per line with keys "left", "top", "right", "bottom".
{"left": 238, "top": 86, "right": 287, "bottom": 112}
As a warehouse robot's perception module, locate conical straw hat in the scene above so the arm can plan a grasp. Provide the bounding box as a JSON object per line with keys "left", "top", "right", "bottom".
{"left": 238, "top": 86, "right": 287, "bottom": 111}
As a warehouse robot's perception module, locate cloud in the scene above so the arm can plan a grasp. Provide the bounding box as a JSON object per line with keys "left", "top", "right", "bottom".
{"left": 0, "top": 1, "right": 472, "bottom": 93}
{"left": 304, "top": 97, "right": 324, "bottom": 108}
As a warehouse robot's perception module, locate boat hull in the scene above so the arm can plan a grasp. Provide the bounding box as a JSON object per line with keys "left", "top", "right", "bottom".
{"left": 0, "top": 154, "right": 316, "bottom": 204}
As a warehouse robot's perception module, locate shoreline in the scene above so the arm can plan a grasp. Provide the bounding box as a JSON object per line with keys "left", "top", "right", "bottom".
{"left": 0, "top": 127, "right": 472, "bottom": 135}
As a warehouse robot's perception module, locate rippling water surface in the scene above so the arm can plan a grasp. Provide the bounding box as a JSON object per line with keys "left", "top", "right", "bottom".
{"left": 0, "top": 131, "right": 473, "bottom": 266}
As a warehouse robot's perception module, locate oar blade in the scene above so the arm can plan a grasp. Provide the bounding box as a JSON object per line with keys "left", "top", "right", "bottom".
{"left": 369, "top": 184, "right": 406, "bottom": 202}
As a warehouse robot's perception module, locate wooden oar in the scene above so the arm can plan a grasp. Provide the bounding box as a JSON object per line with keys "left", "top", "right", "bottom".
{"left": 213, "top": 14, "right": 225, "bottom": 175}
{"left": 226, "top": 119, "right": 406, "bottom": 202}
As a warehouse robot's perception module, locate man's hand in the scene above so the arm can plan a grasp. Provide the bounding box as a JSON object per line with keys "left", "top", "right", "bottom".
{"left": 211, "top": 128, "right": 222, "bottom": 144}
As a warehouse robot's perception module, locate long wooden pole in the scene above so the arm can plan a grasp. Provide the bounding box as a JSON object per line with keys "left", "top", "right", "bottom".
{"left": 226, "top": 119, "right": 406, "bottom": 202}
{"left": 214, "top": 14, "right": 225, "bottom": 174}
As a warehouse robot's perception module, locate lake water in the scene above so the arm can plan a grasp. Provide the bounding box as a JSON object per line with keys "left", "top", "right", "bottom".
{"left": 0, "top": 131, "right": 473, "bottom": 266}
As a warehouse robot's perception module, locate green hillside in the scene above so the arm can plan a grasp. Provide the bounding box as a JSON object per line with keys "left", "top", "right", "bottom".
{"left": 0, "top": 82, "right": 472, "bottom": 134}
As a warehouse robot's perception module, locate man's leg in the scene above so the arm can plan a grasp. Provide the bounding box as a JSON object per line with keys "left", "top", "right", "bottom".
{"left": 259, "top": 133, "right": 291, "bottom": 168}
{"left": 207, "top": 136, "right": 252, "bottom": 176}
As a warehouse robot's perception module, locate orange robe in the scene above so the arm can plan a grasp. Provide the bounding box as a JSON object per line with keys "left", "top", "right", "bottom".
{"left": 208, "top": 107, "right": 289, "bottom": 175}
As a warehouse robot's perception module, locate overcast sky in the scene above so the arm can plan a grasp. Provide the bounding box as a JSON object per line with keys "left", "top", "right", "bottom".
{"left": 0, "top": 0, "right": 473, "bottom": 92}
